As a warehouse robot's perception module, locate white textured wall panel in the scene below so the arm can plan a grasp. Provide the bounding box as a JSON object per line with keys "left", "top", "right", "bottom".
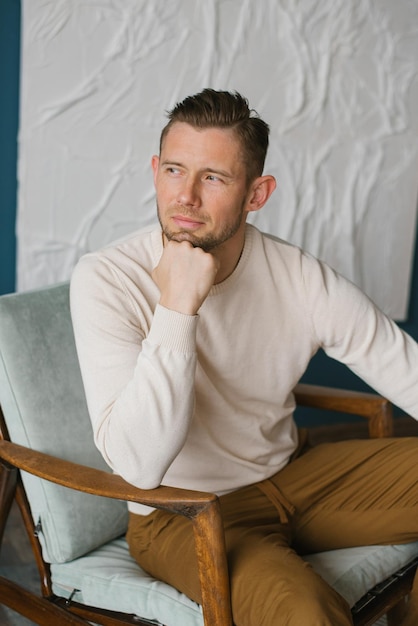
{"left": 18, "top": 0, "right": 418, "bottom": 319}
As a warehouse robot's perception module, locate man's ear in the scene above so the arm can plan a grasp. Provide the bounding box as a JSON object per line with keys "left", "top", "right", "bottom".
{"left": 246, "top": 175, "right": 277, "bottom": 214}
{"left": 151, "top": 155, "right": 159, "bottom": 186}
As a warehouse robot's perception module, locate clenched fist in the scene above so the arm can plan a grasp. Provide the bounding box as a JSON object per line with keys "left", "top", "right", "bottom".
{"left": 152, "top": 240, "right": 220, "bottom": 315}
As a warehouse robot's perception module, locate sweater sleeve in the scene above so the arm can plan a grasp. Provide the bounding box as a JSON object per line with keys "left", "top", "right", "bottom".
{"left": 70, "top": 255, "right": 198, "bottom": 489}
{"left": 302, "top": 254, "right": 418, "bottom": 418}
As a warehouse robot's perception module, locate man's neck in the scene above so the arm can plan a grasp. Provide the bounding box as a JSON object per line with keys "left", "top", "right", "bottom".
{"left": 212, "top": 231, "right": 246, "bottom": 284}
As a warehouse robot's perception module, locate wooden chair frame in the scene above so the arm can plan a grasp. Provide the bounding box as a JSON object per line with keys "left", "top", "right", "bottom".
{"left": 0, "top": 384, "right": 416, "bottom": 626}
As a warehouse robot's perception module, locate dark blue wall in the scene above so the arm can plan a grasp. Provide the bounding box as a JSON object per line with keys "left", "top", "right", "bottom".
{"left": 0, "top": 0, "right": 20, "bottom": 297}
{"left": 1, "top": 1, "right": 417, "bottom": 406}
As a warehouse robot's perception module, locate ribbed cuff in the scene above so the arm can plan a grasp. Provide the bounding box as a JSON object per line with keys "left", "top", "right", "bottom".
{"left": 147, "top": 304, "right": 198, "bottom": 353}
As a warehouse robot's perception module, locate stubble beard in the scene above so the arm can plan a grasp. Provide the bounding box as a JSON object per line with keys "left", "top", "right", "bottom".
{"left": 157, "top": 202, "right": 246, "bottom": 253}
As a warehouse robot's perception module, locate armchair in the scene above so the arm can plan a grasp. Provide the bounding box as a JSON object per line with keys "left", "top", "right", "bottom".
{"left": 0, "top": 283, "right": 417, "bottom": 626}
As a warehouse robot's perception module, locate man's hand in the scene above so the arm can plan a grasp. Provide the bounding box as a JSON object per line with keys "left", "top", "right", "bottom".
{"left": 152, "top": 240, "right": 220, "bottom": 315}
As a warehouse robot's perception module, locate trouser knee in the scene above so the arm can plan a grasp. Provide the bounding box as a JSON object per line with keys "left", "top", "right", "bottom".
{"left": 275, "top": 588, "right": 352, "bottom": 626}
{"left": 231, "top": 558, "right": 353, "bottom": 626}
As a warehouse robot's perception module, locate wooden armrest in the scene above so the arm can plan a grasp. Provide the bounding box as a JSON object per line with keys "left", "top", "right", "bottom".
{"left": 294, "top": 383, "right": 393, "bottom": 438}
{"left": 0, "top": 440, "right": 232, "bottom": 626}
{"left": 0, "top": 440, "right": 215, "bottom": 515}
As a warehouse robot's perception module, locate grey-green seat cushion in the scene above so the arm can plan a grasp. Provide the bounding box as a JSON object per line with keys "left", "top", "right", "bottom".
{"left": 1, "top": 283, "right": 418, "bottom": 625}
{"left": 51, "top": 537, "right": 418, "bottom": 626}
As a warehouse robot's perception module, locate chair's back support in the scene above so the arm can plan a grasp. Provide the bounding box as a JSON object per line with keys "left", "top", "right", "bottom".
{"left": 0, "top": 284, "right": 128, "bottom": 564}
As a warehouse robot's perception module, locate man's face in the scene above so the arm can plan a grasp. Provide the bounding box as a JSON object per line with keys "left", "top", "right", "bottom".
{"left": 152, "top": 122, "right": 252, "bottom": 252}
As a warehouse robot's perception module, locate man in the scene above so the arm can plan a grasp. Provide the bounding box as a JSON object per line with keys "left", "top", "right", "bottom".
{"left": 70, "top": 89, "right": 418, "bottom": 625}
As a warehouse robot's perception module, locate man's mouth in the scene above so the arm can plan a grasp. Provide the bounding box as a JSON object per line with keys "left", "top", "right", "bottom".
{"left": 171, "top": 215, "right": 205, "bottom": 230}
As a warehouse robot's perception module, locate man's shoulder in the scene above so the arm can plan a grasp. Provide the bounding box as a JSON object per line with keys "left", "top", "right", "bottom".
{"left": 260, "top": 229, "right": 295, "bottom": 249}
{"left": 80, "top": 224, "right": 160, "bottom": 265}
{"left": 250, "top": 224, "right": 305, "bottom": 261}
{"left": 72, "top": 224, "right": 162, "bottom": 289}
{"left": 249, "top": 224, "right": 333, "bottom": 281}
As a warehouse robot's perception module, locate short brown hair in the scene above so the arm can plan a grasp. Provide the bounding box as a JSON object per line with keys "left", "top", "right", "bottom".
{"left": 159, "top": 89, "right": 270, "bottom": 183}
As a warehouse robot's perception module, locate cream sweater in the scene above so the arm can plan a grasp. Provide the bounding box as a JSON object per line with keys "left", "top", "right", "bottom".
{"left": 70, "top": 225, "right": 418, "bottom": 514}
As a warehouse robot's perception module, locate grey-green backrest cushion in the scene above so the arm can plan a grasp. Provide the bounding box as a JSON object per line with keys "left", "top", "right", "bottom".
{"left": 0, "top": 283, "right": 128, "bottom": 563}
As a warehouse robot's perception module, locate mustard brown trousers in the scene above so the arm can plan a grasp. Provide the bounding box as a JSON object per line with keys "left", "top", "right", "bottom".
{"left": 127, "top": 437, "right": 418, "bottom": 626}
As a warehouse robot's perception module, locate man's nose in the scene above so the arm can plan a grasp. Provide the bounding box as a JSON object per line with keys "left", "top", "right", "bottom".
{"left": 177, "top": 176, "right": 201, "bottom": 207}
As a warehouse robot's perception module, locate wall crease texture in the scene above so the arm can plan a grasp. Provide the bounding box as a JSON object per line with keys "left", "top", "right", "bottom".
{"left": 18, "top": 0, "right": 418, "bottom": 320}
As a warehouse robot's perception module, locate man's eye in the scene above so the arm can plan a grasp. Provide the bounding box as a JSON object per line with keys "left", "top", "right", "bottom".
{"left": 206, "top": 174, "right": 220, "bottom": 182}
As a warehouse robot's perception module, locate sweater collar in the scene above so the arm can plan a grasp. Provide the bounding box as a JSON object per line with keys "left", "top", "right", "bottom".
{"left": 150, "top": 224, "right": 257, "bottom": 296}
